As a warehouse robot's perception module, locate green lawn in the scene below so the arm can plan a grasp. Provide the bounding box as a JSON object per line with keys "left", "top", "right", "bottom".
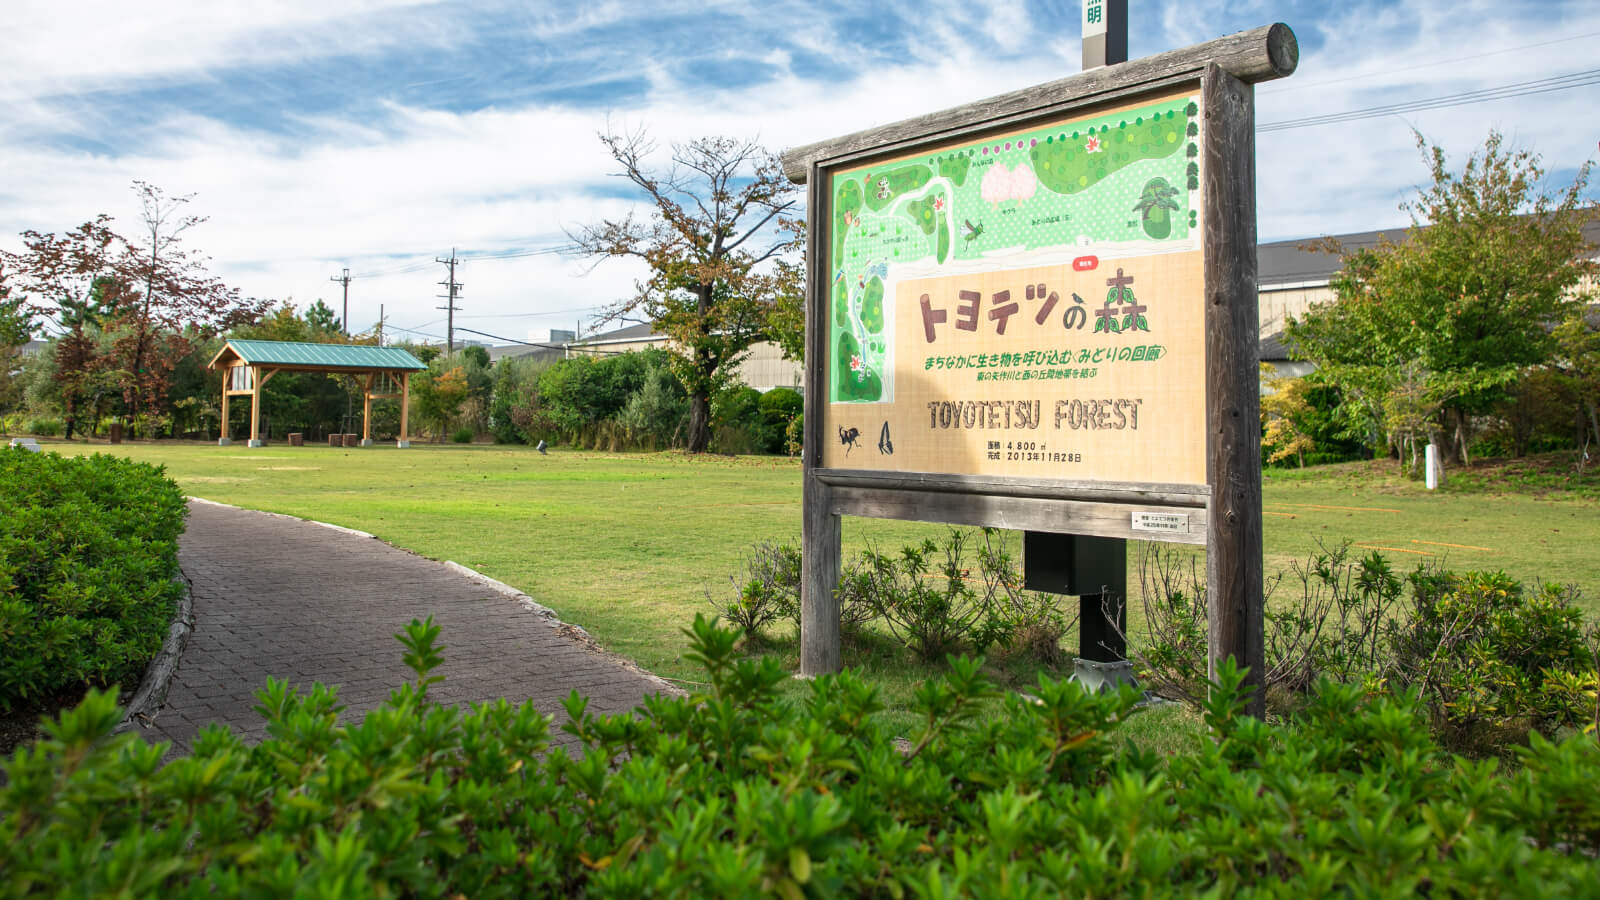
{"left": 53, "top": 438, "right": 1600, "bottom": 742}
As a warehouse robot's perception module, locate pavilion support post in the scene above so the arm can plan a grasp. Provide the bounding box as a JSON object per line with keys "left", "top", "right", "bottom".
{"left": 397, "top": 372, "right": 411, "bottom": 448}
{"left": 219, "top": 375, "right": 231, "bottom": 446}
{"left": 248, "top": 366, "right": 264, "bottom": 448}
{"left": 360, "top": 373, "right": 374, "bottom": 447}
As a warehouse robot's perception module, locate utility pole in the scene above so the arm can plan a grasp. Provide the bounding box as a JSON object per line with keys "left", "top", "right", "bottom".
{"left": 329, "top": 267, "right": 352, "bottom": 335}
{"left": 377, "top": 304, "right": 385, "bottom": 346}
{"left": 435, "top": 249, "right": 463, "bottom": 358}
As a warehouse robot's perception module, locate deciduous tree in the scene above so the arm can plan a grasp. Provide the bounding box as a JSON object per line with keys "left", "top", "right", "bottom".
{"left": 1287, "top": 131, "right": 1595, "bottom": 464}
{"left": 113, "top": 181, "right": 270, "bottom": 433}
{"left": 4, "top": 217, "right": 126, "bottom": 438}
{"left": 572, "top": 131, "right": 802, "bottom": 452}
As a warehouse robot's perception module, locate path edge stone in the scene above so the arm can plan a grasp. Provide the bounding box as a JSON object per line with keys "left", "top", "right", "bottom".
{"left": 442, "top": 561, "right": 685, "bottom": 698}
{"left": 116, "top": 572, "right": 196, "bottom": 735}
{"left": 187, "top": 496, "right": 375, "bottom": 539}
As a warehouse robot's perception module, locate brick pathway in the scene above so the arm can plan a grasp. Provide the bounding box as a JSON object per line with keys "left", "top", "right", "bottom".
{"left": 140, "top": 500, "right": 673, "bottom": 756}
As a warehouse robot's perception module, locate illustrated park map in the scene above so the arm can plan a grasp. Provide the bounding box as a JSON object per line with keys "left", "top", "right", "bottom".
{"left": 828, "top": 92, "right": 1202, "bottom": 405}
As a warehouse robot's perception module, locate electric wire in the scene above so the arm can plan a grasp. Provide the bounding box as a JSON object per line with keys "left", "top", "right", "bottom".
{"left": 1260, "top": 67, "right": 1600, "bottom": 133}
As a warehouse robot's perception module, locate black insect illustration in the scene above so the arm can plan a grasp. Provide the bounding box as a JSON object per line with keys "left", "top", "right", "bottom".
{"left": 838, "top": 425, "right": 861, "bottom": 455}
{"left": 878, "top": 422, "right": 894, "bottom": 455}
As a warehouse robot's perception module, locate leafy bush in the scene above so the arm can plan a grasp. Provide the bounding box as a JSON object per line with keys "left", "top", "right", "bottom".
{"left": 616, "top": 371, "right": 687, "bottom": 450}
{"left": 0, "top": 451, "right": 187, "bottom": 711}
{"left": 1393, "top": 569, "right": 1598, "bottom": 748}
{"left": 758, "top": 387, "right": 802, "bottom": 453}
{"left": 1133, "top": 541, "right": 1600, "bottom": 753}
{"left": 24, "top": 418, "right": 61, "bottom": 437}
{"left": 450, "top": 426, "right": 474, "bottom": 444}
{"left": 708, "top": 423, "right": 761, "bottom": 455}
{"left": 783, "top": 411, "right": 804, "bottom": 456}
{"left": 5, "top": 618, "right": 1600, "bottom": 896}
{"left": 711, "top": 541, "right": 800, "bottom": 640}
{"left": 852, "top": 531, "right": 1015, "bottom": 662}
{"left": 723, "top": 530, "right": 1069, "bottom": 665}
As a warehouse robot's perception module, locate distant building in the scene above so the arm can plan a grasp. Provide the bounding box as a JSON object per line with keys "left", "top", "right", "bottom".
{"left": 565, "top": 323, "right": 803, "bottom": 393}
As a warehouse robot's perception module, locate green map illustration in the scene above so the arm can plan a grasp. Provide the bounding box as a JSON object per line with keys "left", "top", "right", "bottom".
{"left": 829, "top": 94, "right": 1201, "bottom": 403}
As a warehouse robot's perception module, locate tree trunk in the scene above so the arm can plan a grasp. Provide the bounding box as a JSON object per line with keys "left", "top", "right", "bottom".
{"left": 687, "top": 392, "right": 711, "bottom": 453}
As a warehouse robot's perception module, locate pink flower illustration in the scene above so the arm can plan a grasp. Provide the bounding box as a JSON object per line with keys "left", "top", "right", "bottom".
{"left": 933, "top": 196, "right": 946, "bottom": 212}
{"left": 850, "top": 355, "right": 864, "bottom": 373}
{"left": 1085, "top": 135, "right": 1102, "bottom": 153}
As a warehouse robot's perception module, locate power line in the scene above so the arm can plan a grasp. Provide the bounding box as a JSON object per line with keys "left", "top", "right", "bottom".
{"left": 1260, "top": 30, "right": 1600, "bottom": 96}
{"left": 384, "top": 323, "right": 449, "bottom": 341}
{"left": 453, "top": 326, "right": 626, "bottom": 356}
{"left": 1259, "top": 66, "right": 1600, "bottom": 133}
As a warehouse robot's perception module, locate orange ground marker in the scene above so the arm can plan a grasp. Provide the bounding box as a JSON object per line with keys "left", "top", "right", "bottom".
{"left": 1287, "top": 503, "right": 1403, "bottom": 514}
{"left": 1412, "top": 539, "right": 1494, "bottom": 552}
{"left": 1356, "top": 543, "right": 1432, "bottom": 556}
{"left": 1264, "top": 511, "right": 1298, "bottom": 519}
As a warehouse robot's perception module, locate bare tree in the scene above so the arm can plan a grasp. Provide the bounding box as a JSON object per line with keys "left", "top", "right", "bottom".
{"left": 571, "top": 130, "right": 801, "bottom": 453}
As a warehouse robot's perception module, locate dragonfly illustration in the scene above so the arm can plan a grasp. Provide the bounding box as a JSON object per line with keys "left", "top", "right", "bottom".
{"left": 962, "top": 219, "right": 984, "bottom": 244}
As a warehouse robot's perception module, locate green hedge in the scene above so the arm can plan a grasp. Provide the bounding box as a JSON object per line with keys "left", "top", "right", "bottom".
{"left": 4, "top": 617, "right": 1597, "bottom": 897}
{"left": 0, "top": 451, "right": 187, "bottom": 711}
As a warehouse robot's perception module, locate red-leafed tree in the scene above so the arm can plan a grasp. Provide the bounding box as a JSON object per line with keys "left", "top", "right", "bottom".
{"left": 5, "top": 183, "right": 270, "bottom": 437}
{"left": 4, "top": 216, "right": 127, "bottom": 438}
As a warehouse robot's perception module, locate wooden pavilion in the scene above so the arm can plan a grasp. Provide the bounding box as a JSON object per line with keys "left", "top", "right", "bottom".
{"left": 207, "top": 339, "right": 427, "bottom": 447}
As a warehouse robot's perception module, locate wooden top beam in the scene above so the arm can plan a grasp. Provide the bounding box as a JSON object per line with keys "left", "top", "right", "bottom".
{"left": 781, "top": 23, "right": 1296, "bottom": 183}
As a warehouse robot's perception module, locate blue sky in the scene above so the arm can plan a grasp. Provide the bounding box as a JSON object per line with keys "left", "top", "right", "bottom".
{"left": 2, "top": 0, "right": 1597, "bottom": 345}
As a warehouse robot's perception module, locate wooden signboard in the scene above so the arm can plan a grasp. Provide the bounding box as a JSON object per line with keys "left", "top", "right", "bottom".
{"left": 782, "top": 24, "right": 1297, "bottom": 712}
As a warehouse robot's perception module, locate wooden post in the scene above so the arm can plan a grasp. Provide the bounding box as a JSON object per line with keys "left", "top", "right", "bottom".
{"left": 361, "top": 373, "right": 374, "bottom": 444}
{"left": 800, "top": 165, "right": 842, "bottom": 677}
{"left": 249, "top": 365, "right": 263, "bottom": 447}
{"left": 398, "top": 372, "right": 411, "bottom": 447}
{"left": 1202, "top": 63, "right": 1265, "bottom": 717}
{"left": 219, "top": 373, "right": 230, "bottom": 444}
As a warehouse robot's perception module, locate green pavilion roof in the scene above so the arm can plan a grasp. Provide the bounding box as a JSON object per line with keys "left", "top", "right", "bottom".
{"left": 211, "top": 339, "right": 426, "bottom": 371}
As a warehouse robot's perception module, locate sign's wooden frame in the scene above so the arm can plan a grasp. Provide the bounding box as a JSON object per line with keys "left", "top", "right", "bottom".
{"left": 781, "top": 24, "right": 1297, "bottom": 712}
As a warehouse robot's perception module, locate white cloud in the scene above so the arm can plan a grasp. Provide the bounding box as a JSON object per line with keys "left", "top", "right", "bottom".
{"left": 2, "top": 0, "right": 1596, "bottom": 343}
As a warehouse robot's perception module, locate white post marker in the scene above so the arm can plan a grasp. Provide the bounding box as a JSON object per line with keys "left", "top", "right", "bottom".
{"left": 1425, "top": 442, "right": 1441, "bottom": 490}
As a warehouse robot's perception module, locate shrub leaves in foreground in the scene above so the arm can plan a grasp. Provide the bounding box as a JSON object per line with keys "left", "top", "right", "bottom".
{"left": 4, "top": 617, "right": 1599, "bottom": 897}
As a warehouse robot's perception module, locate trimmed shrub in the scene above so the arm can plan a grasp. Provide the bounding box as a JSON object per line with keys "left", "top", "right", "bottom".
{"left": 4, "top": 619, "right": 1600, "bottom": 896}
{"left": 0, "top": 451, "right": 187, "bottom": 711}
{"left": 451, "top": 426, "right": 474, "bottom": 444}
{"left": 24, "top": 418, "right": 61, "bottom": 437}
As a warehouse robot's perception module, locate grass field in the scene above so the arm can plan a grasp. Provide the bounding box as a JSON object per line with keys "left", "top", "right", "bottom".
{"left": 51, "top": 438, "right": 1600, "bottom": 743}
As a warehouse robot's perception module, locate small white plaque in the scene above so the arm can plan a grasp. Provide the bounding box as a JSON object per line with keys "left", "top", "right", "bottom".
{"left": 1131, "top": 511, "right": 1189, "bottom": 534}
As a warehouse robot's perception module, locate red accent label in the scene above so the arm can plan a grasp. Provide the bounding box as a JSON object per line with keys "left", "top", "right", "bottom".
{"left": 1072, "top": 255, "right": 1099, "bottom": 272}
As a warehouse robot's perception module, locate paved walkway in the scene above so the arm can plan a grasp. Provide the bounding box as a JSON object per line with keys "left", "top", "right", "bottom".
{"left": 140, "top": 500, "right": 673, "bottom": 756}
